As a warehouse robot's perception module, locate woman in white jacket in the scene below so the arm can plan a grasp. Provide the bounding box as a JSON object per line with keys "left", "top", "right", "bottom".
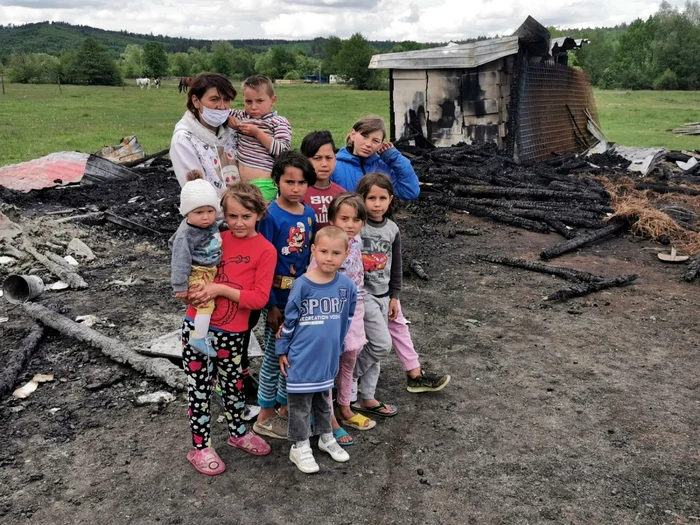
{"left": 170, "top": 73, "right": 240, "bottom": 198}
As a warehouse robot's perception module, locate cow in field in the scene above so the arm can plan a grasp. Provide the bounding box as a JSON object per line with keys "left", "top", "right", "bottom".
{"left": 136, "top": 78, "right": 150, "bottom": 89}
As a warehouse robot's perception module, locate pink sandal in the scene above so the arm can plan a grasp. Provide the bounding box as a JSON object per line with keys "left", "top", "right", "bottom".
{"left": 187, "top": 447, "right": 226, "bottom": 476}
{"left": 227, "top": 431, "right": 271, "bottom": 456}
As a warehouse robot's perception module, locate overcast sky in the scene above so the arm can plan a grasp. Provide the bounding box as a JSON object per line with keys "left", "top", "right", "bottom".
{"left": 0, "top": 0, "right": 688, "bottom": 42}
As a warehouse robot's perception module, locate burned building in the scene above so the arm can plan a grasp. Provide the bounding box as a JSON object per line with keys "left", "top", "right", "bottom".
{"left": 368, "top": 16, "right": 600, "bottom": 162}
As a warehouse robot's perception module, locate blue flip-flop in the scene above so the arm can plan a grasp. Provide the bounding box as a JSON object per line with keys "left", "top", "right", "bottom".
{"left": 333, "top": 427, "right": 354, "bottom": 447}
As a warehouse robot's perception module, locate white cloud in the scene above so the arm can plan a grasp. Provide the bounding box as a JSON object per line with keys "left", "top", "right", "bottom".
{"left": 0, "top": 0, "right": 691, "bottom": 41}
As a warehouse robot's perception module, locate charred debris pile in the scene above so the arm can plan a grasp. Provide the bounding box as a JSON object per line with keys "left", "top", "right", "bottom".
{"left": 401, "top": 141, "right": 700, "bottom": 298}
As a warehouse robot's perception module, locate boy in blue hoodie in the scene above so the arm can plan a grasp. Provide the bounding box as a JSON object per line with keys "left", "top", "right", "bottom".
{"left": 277, "top": 226, "right": 357, "bottom": 474}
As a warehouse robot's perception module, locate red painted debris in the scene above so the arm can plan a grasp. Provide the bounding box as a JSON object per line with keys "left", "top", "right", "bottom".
{"left": 0, "top": 152, "right": 89, "bottom": 193}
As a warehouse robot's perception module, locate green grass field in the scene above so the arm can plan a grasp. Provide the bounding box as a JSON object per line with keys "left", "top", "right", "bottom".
{"left": 0, "top": 81, "right": 697, "bottom": 166}
{"left": 0, "top": 80, "right": 389, "bottom": 165}
{"left": 595, "top": 89, "right": 700, "bottom": 151}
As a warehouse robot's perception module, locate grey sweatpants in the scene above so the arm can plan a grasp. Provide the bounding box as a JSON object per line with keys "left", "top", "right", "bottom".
{"left": 355, "top": 294, "right": 392, "bottom": 400}
{"left": 287, "top": 391, "right": 333, "bottom": 442}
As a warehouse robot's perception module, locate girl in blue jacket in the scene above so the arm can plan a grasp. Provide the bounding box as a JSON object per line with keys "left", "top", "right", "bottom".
{"left": 330, "top": 117, "right": 451, "bottom": 398}
{"left": 331, "top": 115, "right": 420, "bottom": 200}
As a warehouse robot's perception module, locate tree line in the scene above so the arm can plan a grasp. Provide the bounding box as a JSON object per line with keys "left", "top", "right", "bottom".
{"left": 3, "top": 2, "right": 700, "bottom": 91}
{"left": 557, "top": 1, "right": 700, "bottom": 90}
{"left": 0, "top": 33, "right": 418, "bottom": 90}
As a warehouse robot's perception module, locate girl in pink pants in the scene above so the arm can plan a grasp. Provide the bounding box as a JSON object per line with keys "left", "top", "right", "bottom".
{"left": 307, "top": 193, "right": 377, "bottom": 445}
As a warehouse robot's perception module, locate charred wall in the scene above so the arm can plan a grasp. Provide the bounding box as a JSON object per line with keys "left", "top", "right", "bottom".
{"left": 391, "top": 57, "right": 513, "bottom": 148}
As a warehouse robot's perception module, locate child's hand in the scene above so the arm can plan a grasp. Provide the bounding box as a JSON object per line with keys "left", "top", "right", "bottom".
{"left": 188, "top": 275, "right": 218, "bottom": 306}
{"left": 237, "top": 122, "right": 262, "bottom": 138}
{"left": 227, "top": 115, "right": 241, "bottom": 129}
{"left": 275, "top": 325, "right": 283, "bottom": 339}
{"left": 267, "top": 306, "right": 282, "bottom": 331}
{"left": 174, "top": 291, "right": 189, "bottom": 301}
{"left": 278, "top": 355, "right": 290, "bottom": 377}
{"left": 388, "top": 298, "right": 399, "bottom": 321}
{"left": 378, "top": 142, "right": 394, "bottom": 154}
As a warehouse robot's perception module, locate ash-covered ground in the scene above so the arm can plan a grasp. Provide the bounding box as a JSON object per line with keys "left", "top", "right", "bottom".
{"left": 1, "top": 151, "right": 699, "bottom": 525}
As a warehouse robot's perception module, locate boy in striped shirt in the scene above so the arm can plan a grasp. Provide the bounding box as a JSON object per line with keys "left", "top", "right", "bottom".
{"left": 228, "top": 75, "right": 292, "bottom": 202}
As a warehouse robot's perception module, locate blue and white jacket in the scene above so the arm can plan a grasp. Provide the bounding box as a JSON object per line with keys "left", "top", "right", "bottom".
{"left": 331, "top": 146, "right": 420, "bottom": 200}
{"left": 276, "top": 274, "right": 357, "bottom": 394}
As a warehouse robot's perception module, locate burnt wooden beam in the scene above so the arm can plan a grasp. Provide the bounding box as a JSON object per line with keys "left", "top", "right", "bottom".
{"left": 683, "top": 254, "right": 700, "bottom": 282}
{"left": 478, "top": 254, "right": 602, "bottom": 282}
{"left": 453, "top": 184, "right": 607, "bottom": 202}
{"left": 540, "top": 220, "right": 628, "bottom": 260}
{"left": 634, "top": 183, "right": 700, "bottom": 196}
{"left": 544, "top": 274, "right": 638, "bottom": 301}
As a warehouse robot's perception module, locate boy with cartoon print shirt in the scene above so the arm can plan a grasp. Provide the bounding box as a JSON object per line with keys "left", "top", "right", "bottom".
{"left": 259, "top": 206, "right": 316, "bottom": 310}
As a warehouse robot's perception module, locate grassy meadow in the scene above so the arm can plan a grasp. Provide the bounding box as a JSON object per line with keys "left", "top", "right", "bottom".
{"left": 0, "top": 80, "right": 389, "bottom": 165}
{"left": 0, "top": 80, "right": 698, "bottom": 166}
{"left": 594, "top": 89, "right": 700, "bottom": 150}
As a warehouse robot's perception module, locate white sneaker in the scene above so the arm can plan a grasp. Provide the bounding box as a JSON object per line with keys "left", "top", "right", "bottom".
{"left": 319, "top": 437, "right": 350, "bottom": 463}
{"left": 289, "top": 444, "right": 319, "bottom": 474}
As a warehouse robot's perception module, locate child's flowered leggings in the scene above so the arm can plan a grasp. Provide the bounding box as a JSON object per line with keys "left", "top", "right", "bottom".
{"left": 181, "top": 319, "right": 247, "bottom": 450}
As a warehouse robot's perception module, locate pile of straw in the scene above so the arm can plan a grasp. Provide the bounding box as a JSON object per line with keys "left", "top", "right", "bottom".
{"left": 602, "top": 178, "right": 700, "bottom": 255}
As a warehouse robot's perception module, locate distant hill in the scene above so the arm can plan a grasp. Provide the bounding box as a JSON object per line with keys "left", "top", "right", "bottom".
{"left": 0, "top": 21, "right": 401, "bottom": 58}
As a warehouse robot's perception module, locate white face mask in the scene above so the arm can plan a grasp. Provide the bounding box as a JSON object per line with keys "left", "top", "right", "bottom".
{"left": 199, "top": 106, "right": 230, "bottom": 128}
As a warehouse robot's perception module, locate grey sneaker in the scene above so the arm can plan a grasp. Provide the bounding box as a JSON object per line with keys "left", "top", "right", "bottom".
{"left": 253, "top": 415, "right": 288, "bottom": 439}
{"left": 406, "top": 371, "right": 451, "bottom": 393}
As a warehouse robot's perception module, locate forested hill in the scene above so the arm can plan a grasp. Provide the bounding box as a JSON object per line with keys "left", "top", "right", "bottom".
{"left": 0, "top": 21, "right": 398, "bottom": 58}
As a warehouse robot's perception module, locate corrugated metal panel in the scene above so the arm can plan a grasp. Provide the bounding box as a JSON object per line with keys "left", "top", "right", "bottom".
{"left": 0, "top": 151, "right": 140, "bottom": 193}
{"left": 0, "top": 151, "right": 89, "bottom": 192}
{"left": 369, "top": 36, "right": 519, "bottom": 70}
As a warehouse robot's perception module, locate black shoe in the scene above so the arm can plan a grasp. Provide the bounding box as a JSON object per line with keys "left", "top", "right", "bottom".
{"left": 406, "top": 370, "right": 451, "bottom": 393}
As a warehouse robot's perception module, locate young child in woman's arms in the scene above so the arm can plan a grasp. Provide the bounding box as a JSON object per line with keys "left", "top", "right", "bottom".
{"left": 276, "top": 226, "right": 357, "bottom": 473}
{"left": 170, "top": 169, "right": 222, "bottom": 357}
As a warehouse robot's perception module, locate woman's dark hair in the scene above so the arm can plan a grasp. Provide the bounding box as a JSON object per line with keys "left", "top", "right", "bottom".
{"left": 328, "top": 192, "right": 367, "bottom": 224}
{"left": 271, "top": 150, "right": 317, "bottom": 187}
{"left": 356, "top": 172, "right": 395, "bottom": 219}
{"left": 186, "top": 73, "right": 238, "bottom": 119}
{"left": 300, "top": 131, "right": 336, "bottom": 158}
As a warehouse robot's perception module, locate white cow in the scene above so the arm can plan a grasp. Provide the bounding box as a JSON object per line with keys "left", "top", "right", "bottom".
{"left": 136, "top": 78, "right": 150, "bottom": 90}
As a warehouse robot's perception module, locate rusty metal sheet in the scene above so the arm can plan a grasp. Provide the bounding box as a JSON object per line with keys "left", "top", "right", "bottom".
{"left": 0, "top": 151, "right": 89, "bottom": 192}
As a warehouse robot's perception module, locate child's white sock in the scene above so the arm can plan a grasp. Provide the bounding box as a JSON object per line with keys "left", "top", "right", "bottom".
{"left": 319, "top": 433, "right": 334, "bottom": 444}
{"left": 350, "top": 377, "right": 358, "bottom": 403}
{"left": 193, "top": 313, "right": 211, "bottom": 339}
{"left": 296, "top": 439, "right": 310, "bottom": 448}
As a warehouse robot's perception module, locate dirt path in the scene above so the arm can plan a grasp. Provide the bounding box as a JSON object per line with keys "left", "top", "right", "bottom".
{"left": 1, "top": 175, "right": 699, "bottom": 524}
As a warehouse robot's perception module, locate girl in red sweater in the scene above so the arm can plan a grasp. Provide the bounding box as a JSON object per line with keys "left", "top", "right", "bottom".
{"left": 182, "top": 181, "right": 277, "bottom": 476}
